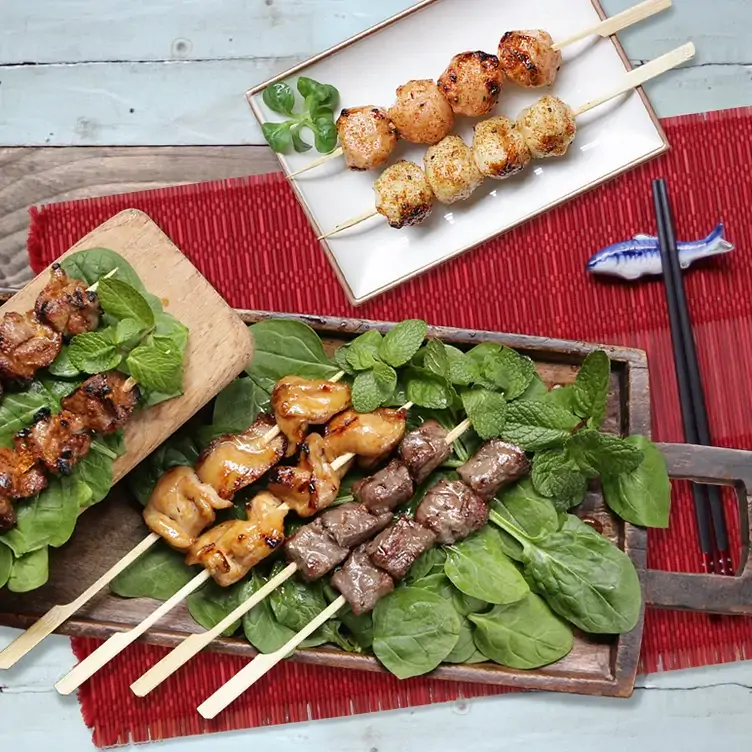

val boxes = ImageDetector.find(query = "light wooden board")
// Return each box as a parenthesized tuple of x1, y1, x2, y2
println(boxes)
(0, 208, 253, 482)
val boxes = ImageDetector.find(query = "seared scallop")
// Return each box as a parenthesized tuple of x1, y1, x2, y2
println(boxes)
(424, 135, 484, 204)
(517, 96, 577, 158)
(387, 79, 454, 145)
(374, 161, 434, 228)
(472, 116, 531, 179)
(438, 51, 504, 117)
(498, 30, 562, 88)
(336, 106, 399, 171)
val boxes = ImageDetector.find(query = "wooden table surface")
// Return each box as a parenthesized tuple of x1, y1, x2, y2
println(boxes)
(2, 0, 752, 749)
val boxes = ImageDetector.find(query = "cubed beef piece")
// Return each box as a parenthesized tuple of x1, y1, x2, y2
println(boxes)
(366, 516, 436, 579)
(320, 503, 392, 548)
(399, 420, 451, 483)
(457, 439, 529, 501)
(352, 459, 414, 515)
(284, 518, 348, 581)
(415, 479, 488, 545)
(331, 545, 395, 616)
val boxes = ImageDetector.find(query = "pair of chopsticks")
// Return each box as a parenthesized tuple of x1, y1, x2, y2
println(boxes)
(652, 179, 732, 575)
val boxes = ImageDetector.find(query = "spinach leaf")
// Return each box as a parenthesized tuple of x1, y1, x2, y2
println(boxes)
(79, 432, 126, 508)
(482, 346, 536, 400)
(372, 586, 461, 679)
(492, 480, 560, 541)
(241, 569, 296, 653)
(444, 344, 478, 386)
(567, 429, 644, 478)
(0, 542, 12, 588)
(520, 519, 642, 634)
(531, 449, 588, 508)
(187, 580, 244, 637)
(36, 375, 81, 410)
(212, 377, 264, 433)
(573, 350, 610, 428)
(502, 401, 580, 451)
(461, 387, 507, 440)
(0, 391, 53, 446)
(445, 616, 477, 663)
(410, 573, 454, 600)
(61, 248, 144, 290)
(445, 526, 529, 605)
(248, 319, 339, 381)
(406, 547, 447, 583)
(601, 436, 671, 528)
(465, 648, 490, 664)
(452, 587, 488, 616)
(110, 544, 198, 601)
(379, 320, 428, 368)
(469, 593, 574, 669)
(7, 547, 49, 593)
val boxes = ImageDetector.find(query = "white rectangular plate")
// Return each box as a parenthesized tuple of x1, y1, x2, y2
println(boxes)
(247, 0, 668, 306)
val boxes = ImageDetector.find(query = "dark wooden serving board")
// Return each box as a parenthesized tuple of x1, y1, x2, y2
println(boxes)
(1, 312, 751, 699)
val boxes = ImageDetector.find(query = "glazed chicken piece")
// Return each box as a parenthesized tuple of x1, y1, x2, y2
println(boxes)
(374, 161, 434, 229)
(387, 80, 454, 145)
(0, 311, 62, 382)
(186, 491, 288, 587)
(0, 446, 48, 531)
(473, 116, 532, 179)
(196, 413, 287, 500)
(424, 135, 484, 205)
(61, 372, 141, 434)
(497, 30, 562, 88)
(266, 433, 341, 517)
(336, 106, 399, 171)
(34, 263, 101, 337)
(324, 407, 407, 463)
(143, 466, 232, 551)
(271, 375, 352, 456)
(15, 410, 92, 476)
(517, 96, 577, 159)
(438, 51, 504, 117)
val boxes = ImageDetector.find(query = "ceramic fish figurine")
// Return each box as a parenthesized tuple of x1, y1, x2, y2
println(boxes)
(586, 223, 734, 280)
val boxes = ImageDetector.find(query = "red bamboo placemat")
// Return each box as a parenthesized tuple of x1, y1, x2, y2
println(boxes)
(27, 108, 752, 747)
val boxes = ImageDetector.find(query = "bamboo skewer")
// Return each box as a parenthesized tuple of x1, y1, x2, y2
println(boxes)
(288, 0, 671, 180)
(133, 414, 471, 700)
(318, 43, 695, 239)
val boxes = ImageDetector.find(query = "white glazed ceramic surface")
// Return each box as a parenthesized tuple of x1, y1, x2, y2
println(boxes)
(248, 0, 667, 305)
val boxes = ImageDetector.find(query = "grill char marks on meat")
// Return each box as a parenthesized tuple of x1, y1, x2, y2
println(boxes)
(0, 312, 62, 383)
(457, 439, 529, 501)
(15, 411, 92, 476)
(284, 518, 349, 581)
(34, 263, 101, 337)
(324, 408, 407, 463)
(352, 459, 414, 516)
(399, 420, 451, 484)
(367, 515, 437, 579)
(61, 372, 141, 434)
(415, 479, 488, 545)
(331, 545, 394, 616)
(320, 502, 392, 548)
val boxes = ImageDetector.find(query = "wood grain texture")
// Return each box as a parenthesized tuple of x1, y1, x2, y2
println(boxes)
(0, 146, 281, 288)
(0, 209, 254, 482)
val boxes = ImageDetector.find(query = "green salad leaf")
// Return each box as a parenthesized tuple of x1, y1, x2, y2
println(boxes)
(567, 429, 644, 478)
(573, 350, 610, 428)
(461, 388, 507, 440)
(111, 544, 198, 601)
(187, 580, 245, 637)
(0, 543, 12, 589)
(7, 547, 49, 593)
(502, 400, 580, 451)
(531, 449, 588, 508)
(379, 320, 428, 368)
(241, 568, 296, 654)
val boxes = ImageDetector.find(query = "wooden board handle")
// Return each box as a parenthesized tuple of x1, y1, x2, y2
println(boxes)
(645, 443, 752, 614)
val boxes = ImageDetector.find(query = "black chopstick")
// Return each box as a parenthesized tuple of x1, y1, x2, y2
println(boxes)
(652, 179, 732, 575)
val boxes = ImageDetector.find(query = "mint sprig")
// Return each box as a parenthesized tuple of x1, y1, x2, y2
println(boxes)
(573, 351, 610, 428)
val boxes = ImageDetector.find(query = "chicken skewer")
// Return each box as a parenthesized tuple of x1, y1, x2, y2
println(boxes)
(55, 403, 408, 694)
(197, 437, 529, 718)
(129, 417, 479, 695)
(316, 43, 694, 239)
(286, 0, 671, 179)
(0, 373, 346, 670)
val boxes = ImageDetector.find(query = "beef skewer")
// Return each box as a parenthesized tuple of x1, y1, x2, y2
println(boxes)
(196, 438, 529, 718)
(0, 373, 347, 670)
(317, 43, 693, 239)
(286, 0, 671, 179)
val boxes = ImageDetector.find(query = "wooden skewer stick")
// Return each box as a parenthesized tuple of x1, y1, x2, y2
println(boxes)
(287, 147, 345, 179)
(551, 0, 671, 51)
(86, 267, 118, 293)
(319, 42, 694, 240)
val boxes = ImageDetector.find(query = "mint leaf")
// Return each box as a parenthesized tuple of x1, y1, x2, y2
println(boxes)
(461, 388, 507, 440)
(517, 373, 549, 401)
(405, 366, 453, 409)
(567, 429, 644, 478)
(352, 363, 397, 413)
(115, 317, 146, 345)
(573, 351, 610, 427)
(445, 345, 478, 386)
(531, 450, 588, 508)
(347, 330, 383, 371)
(482, 347, 536, 399)
(97, 278, 155, 328)
(542, 385, 578, 412)
(127, 341, 184, 395)
(334, 344, 355, 375)
(501, 401, 579, 451)
(68, 330, 121, 374)
(601, 436, 671, 528)
(423, 339, 449, 379)
(379, 320, 427, 367)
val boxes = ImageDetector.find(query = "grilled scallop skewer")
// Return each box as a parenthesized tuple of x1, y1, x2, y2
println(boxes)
(197, 436, 530, 718)
(317, 43, 694, 239)
(286, 0, 671, 179)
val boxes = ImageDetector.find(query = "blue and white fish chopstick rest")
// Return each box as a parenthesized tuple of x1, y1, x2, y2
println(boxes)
(586, 223, 734, 280)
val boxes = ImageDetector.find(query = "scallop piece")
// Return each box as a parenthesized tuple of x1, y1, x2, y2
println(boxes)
(424, 135, 484, 204)
(336, 106, 399, 171)
(438, 51, 504, 117)
(373, 160, 434, 229)
(517, 95, 577, 159)
(472, 116, 531, 179)
(387, 79, 454, 145)
(498, 30, 562, 88)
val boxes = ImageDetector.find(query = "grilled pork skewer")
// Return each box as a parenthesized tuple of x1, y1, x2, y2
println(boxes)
(196, 437, 529, 717)
(316, 43, 694, 239)
(0, 374, 347, 670)
(287, 0, 671, 179)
